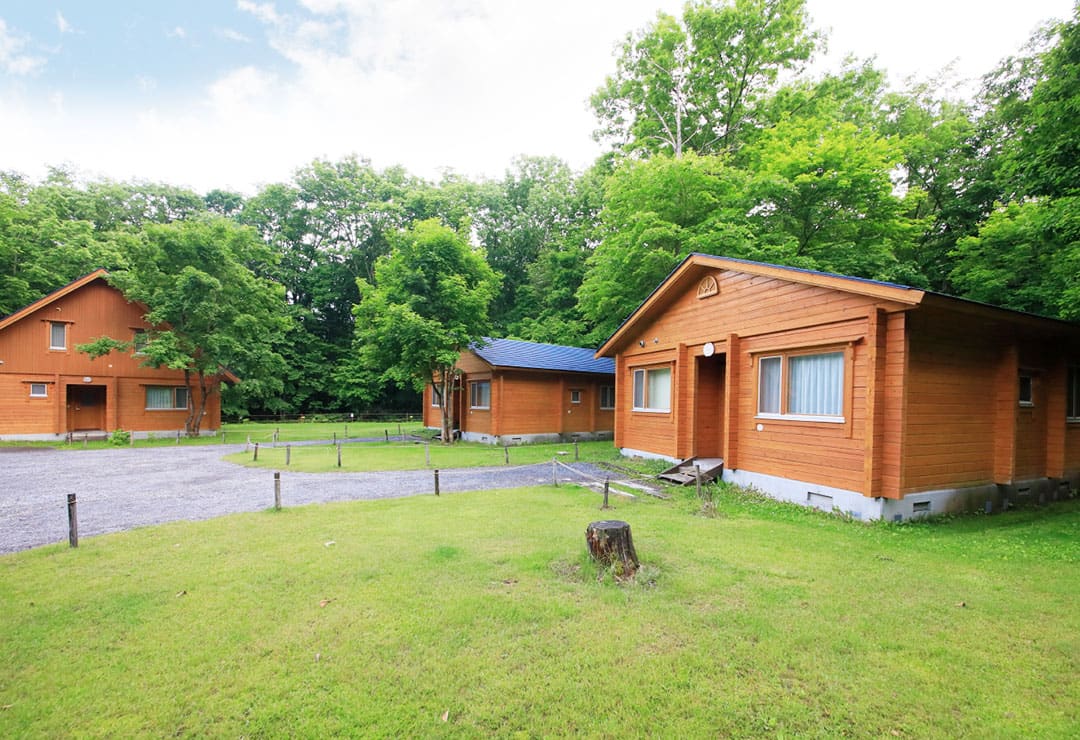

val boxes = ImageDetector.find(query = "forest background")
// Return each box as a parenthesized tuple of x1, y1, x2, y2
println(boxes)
(2, 0, 1078, 419)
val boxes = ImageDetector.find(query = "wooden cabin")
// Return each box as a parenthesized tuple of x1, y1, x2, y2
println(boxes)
(597, 254, 1080, 520)
(423, 338, 616, 444)
(0, 270, 225, 440)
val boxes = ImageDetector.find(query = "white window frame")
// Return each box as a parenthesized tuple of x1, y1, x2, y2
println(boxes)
(49, 321, 67, 350)
(570, 389, 582, 404)
(146, 386, 188, 410)
(29, 383, 48, 398)
(470, 380, 491, 410)
(599, 385, 615, 410)
(756, 349, 846, 423)
(631, 366, 672, 413)
(430, 383, 442, 408)
(132, 328, 148, 355)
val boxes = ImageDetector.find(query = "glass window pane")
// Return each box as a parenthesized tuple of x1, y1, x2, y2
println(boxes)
(633, 370, 645, 409)
(50, 322, 66, 349)
(174, 386, 188, 410)
(146, 387, 171, 409)
(758, 356, 781, 414)
(788, 352, 843, 416)
(647, 368, 671, 410)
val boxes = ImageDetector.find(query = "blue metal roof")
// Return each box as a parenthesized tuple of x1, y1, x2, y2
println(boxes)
(472, 338, 615, 375)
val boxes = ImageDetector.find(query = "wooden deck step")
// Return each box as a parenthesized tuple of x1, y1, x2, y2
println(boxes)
(657, 457, 724, 486)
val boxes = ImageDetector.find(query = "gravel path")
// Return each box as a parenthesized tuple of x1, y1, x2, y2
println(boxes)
(0, 445, 620, 554)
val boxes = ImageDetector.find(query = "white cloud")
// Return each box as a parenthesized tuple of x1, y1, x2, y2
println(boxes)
(166, 26, 186, 39)
(56, 12, 74, 34)
(237, 1, 282, 26)
(217, 27, 251, 43)
(0, 19, 47, 75)
(137, 75, 157, 93)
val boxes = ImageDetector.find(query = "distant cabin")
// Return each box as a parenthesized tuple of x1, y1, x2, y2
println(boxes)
(596, 254, 1080, 521)
(0, 270, 229, 440)
(424, 338, 616, 444)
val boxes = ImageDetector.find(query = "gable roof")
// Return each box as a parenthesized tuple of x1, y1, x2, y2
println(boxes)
(0, 269, 111, 332)
(597, 253, 1080, 358)
(472, 338, 615, 375)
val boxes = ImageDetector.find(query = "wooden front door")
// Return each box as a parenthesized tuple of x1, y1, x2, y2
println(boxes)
(67, 385, 106, 432)
(694, 355, 726, 457)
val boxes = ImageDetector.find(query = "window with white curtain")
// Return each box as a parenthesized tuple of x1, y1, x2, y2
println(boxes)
(146, 386, 188, 410)
(49, 321, 67, 350)
(470, 380, 491, 409)
(757, 350, 845, 421)
(632, 366, 671, 412)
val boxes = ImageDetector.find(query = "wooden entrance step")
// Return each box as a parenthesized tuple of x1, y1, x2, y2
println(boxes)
(657, 457, 724, 486)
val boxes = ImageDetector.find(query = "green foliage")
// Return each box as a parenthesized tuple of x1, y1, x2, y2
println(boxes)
(107, 429, 131, 446)
(342, 219, 499, 438)
(591, 0, 819, 158)
(99, 217, 288, 433)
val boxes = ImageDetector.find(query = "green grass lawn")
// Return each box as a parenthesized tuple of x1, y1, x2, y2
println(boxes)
(221, 419, 425, 445)
(1, 484, 1077, 737)
(228, 439, 620, 472)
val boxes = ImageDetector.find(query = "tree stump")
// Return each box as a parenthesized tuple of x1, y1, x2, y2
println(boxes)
(586, 520, 639, 576)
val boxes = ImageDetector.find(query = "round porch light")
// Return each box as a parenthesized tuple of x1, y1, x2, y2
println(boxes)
(703, 342, 715, 357)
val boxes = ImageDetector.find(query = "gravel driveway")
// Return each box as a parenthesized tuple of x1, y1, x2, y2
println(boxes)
(0, 444, 619, 554)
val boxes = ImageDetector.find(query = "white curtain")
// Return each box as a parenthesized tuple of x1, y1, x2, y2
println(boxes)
(647, 368, 671, 410)
(787, 352, 843, 416)
(758, 356, 782, 414)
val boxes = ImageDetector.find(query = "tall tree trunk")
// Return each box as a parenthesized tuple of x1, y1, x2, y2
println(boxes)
(439, 369, 456, 444)
(183, 369, 195, 435)
(191, 370, 211, 436)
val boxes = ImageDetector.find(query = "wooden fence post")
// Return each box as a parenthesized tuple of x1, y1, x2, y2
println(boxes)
(552, 459, 558, 487)
(253, 442, 259, 461)
(285, 445, 291, 466)
(574, 441, 579, 461)
(504, 446, 510, 465)
(67, 493, 78, 548)
(695, 464, 702, 499)
(434, 469, 440, 496)
(274, 472, 281, 510)
(337, 443, 342, 468)
(602, 478, 610, 510)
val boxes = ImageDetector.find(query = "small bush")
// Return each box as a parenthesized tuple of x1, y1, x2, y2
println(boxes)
(108, 429, 131, 446)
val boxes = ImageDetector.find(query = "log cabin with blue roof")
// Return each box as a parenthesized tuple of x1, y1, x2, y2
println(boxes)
(422, 338, 616, 444)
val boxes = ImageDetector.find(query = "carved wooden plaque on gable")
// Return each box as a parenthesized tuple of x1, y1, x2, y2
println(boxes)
(697, 274, 719, 299)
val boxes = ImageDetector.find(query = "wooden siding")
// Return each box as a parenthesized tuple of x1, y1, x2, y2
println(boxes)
(0, 277, 223, 435)
(425, 350, 614, 438)
(613, 268, 905, 493)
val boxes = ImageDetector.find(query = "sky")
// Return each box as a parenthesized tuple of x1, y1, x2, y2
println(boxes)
(0, 0, 1075, 195)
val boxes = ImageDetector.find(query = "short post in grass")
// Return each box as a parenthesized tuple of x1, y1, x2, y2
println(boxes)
(384, 429, 389, 443)
(274, 471, 282, 510)
(273, 428, 279, 447)
(434, 469, 440, 496)
(552, 458, 558, 487)
(253, 442, 259, 461)
(398, 423, 403, 441)
(695, 464, 702, 499)
(337, 443, 342, 468)
(66, 493, 78, 548)
(83, 434, 88, 448)
(333, 431, 337, 445)
(602, 478, 610, 510)
(504, 445, 509, 465)
(285, 444, 291, 466)
(344, 424, 348, 439)
(176, 430, 181, 445)
(574, 441, 579, 461)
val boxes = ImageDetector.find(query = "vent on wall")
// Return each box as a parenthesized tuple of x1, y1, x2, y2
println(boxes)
(912, 501, 931, 514)
(807, 491, 833, 510)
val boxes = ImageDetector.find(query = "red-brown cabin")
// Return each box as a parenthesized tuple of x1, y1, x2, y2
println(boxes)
(423, 338, 616, 444)
(597, 254, 1080, 520)
(0, 270, 229, 440)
